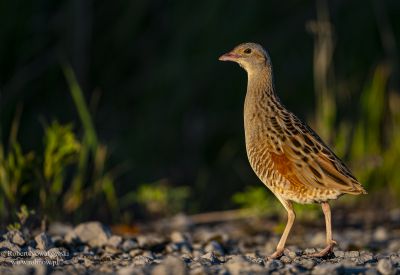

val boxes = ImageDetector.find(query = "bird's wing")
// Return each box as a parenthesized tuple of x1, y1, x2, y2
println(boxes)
(270, 114, 366, 195)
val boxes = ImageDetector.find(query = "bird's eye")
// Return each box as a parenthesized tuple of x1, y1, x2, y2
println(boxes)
(244, 48, 252, 54)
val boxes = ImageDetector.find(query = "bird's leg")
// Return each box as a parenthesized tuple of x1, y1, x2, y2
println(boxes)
(309, 202, 337, 257)
(268, 197, 295, 259)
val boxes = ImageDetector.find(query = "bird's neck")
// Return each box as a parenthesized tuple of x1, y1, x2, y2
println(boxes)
(244, 66, 279, 116)
(243, 66, 284, 150)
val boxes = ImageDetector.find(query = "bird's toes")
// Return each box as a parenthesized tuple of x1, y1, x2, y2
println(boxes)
(267, 249, 284, 260)
(305, 243, 336, 258)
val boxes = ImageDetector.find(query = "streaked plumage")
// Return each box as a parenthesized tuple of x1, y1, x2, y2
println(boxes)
(219, 42, 366, 258)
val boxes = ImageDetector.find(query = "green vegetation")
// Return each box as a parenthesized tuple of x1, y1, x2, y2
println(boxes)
(0, 68, 119, 222)
(120, 180, 190, 218)
(1, 0, 399, 224)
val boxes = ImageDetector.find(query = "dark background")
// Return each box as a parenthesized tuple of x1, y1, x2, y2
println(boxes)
(1, 0, 399, 223)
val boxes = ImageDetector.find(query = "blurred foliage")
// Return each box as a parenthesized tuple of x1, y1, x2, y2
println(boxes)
(7, 205, 35, 231)
(129, 180, 189, 218)
(0, 0, 400, 223)
(0, 143, 34, 211)
(232, 186, 277, 216)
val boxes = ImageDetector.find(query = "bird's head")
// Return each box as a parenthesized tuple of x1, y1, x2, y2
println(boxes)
(219, 42, 271, 74)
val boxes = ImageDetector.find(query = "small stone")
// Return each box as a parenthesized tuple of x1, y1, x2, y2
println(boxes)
(83, 258, 93, 267)
(311, 263, 342, 275)
(296, 258, 316, 269)
(389, 255, 400, 264)
(47, 247, 69, 260)
(11, 266, 36, 275)
(33, 264, 52, 275)
(201, 252, 220, 264)
(388, 240, 400, 252)
(0, 240, 21, 254)
(345, 251, 360, 258)
(365, 268, 379, 275)
(190, 266, 206, 274)
(334, 250, 345, 258)
(152, 255, 187, 275)
(64, 231, 78, 243)
(280, 255, 291, 263)
(226, 261, 264, 274)
(373, 227, 388, 242)
(180, 242, 192, 254)
(204, 241, 224, 256)
(197, 231, 224, 244)
(142, 251, 154, 259)
(129, 249, 143, 257)
(107, 235, 123, 248)
(170, 213, 192, 230)
(5, 230, 25, 246)
(284, 250, 298, 259)
(376, 258, 395, 275)
(73, 222, 111, 247)
(48, 222, 74, 237)
(105, 245, 119, 253)
(34, 233, 54, 251)
(359, 252, 374, 263)
(265, 259, 283, 270)
(304, 248, 317, 254)
(166, 243, 180, 253)
(118, 264, 147, 275)
(170, 231, 188, 243)
(121, 239, 138, 252)
(228, 255, 248, 263)
(136, 234, 165, 249)
(132, 255, 153, 266)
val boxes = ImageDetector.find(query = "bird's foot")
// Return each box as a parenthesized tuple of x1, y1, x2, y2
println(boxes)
(307, 240, 337, 258)
(267, 249, 284, 260)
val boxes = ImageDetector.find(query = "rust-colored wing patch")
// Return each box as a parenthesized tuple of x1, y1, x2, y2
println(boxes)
(270, 151, 307, 190)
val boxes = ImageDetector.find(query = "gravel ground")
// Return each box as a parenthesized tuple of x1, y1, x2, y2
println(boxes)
(1, 211, 400, 275)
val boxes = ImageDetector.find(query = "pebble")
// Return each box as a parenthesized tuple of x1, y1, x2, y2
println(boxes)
(136, 234, 165, 249)
(34, 233, 54, 250)
(132, 255, 153, 266)
(265, 259, 284, 270)
(376, 258, 395, 275)
(373, 227, 388, 242)
(5, 230, 25, 246)
(284, 249, 298, 259)
(345, 250, 360, 258)
(359, 251, 374, 263)
(365, 268, 380, 275)
(280, 255, 291, 263)
(170, 231, 188, 243)
(201, 252, 220, 264)
(304, 248, 317, 254)
(204, 240, 224, 256)
(121, 239, 138, 252)
(48, 222, 74, 237)
(0, 240, 21, 253)
(333, 250, 345, 257)
(73, 222, 111, 247)
(295, 257, 316, 269)
(107, 235, 123, 248)
(152, 255, 186, 275)
(47, 247, 69, 260)
(311, 263, 342, 275)
(129, 249, 143, 257)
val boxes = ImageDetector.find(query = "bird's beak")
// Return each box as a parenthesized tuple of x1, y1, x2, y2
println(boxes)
(219, 51, 240, 62)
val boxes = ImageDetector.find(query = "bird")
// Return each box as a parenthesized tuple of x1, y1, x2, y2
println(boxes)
(219, 42, 366, 259)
